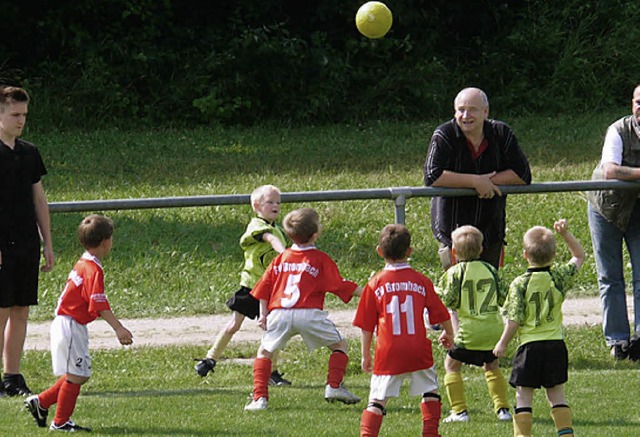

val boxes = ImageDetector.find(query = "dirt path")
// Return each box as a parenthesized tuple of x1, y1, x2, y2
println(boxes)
(24, 296, 619, 351)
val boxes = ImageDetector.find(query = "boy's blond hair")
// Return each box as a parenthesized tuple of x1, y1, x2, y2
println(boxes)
(283, 208, 319, 244)
(378, 224, 411, 261)
(523, 226, 556, 266)
(78, 214, 114, 249)
(451, 225, 484, 261)
(250, 184, 281, 211)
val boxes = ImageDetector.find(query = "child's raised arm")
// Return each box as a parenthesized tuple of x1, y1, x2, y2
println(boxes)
(553, 219, 585, 269)
(263, 232, 286, 254)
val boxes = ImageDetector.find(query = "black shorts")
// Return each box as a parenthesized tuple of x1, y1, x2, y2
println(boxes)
(509, 340, 568, 389)
(448, 345, 498, 367)
(225, 286, 259, 319)
(0, 241, 40, 307)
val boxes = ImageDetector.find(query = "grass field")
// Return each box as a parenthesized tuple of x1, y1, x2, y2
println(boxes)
(3, 327, 640, 436)
(24, 110, 632, 322)
(4, 113, 640, 435)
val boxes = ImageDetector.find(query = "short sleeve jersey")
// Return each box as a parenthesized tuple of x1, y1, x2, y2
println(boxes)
(251, 245, 357, 311)
(239, 217, 287, 289)
(353, 263, 450, 375)
(437, 260, 507, 350)
(55, 252, 112, 325)
(502, 262, 578, 345)
(0, 139, 47, 244)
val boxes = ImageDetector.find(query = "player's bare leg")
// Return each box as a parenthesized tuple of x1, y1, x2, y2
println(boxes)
(514, 386, 534, 437)
(3, 306, 31, 396)
(546, 385, 573, 436)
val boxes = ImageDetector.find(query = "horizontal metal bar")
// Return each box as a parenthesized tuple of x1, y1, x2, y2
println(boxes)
(48, 180, 640, 213)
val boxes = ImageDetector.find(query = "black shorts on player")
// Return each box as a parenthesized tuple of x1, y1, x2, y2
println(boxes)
(509, 340, 568, 388)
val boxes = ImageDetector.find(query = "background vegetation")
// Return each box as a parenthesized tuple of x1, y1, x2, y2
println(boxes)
(1, 0, 639, 127)
(25, 110, 624, 322)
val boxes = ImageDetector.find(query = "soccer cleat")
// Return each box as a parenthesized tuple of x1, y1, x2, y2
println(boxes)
(443, 410, 470, 423)
(244, 397, 268, 411)
(324, 383, 361, 404)
(610, 342, 629, 360)
(24, 395, 48, 427)
(497, 408, 512, 421)
(49, 420, 92, 432)
(194, 358, 216, 377)
(628, 334, 640, 361)
(269, 370, 292, 386)
(3, 373, 32, 396)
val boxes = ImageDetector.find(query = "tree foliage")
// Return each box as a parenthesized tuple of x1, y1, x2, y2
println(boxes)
(1, 0, 638, 127)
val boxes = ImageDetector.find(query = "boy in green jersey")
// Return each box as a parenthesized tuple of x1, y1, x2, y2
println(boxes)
(493, 219, 584, 437)
(437, 226, 511, 423)
(194, 185, 291, 386)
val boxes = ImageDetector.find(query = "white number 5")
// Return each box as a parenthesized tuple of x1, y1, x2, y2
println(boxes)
(281, 274, 301, 308)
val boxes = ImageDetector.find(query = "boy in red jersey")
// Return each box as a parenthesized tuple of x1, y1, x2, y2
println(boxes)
(244, 207, 362, 411)
(354, 224, 454, 437)
(24, 215, 133, 432)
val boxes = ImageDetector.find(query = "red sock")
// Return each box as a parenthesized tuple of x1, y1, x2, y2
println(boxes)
(53, 380, 81, 426)
(421, 400, 442, 437)
(327, 350, 348, 388)
(253, 357, 272, 400)
(38, 376, 66, 409)
(360, 409, 384, 437)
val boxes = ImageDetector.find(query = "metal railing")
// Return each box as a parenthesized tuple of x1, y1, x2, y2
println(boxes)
(49, 180, 640, 225)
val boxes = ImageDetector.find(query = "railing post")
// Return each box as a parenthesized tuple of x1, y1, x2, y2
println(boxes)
(390, 187, 414, 225)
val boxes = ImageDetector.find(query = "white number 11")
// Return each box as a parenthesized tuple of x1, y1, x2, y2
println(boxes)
(385, 295, 415, 336)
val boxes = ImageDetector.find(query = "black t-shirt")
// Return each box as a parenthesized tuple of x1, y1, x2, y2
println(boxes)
(0, 138, 47, 244)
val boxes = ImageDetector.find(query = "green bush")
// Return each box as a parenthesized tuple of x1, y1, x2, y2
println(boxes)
(1, 0, 639, 127)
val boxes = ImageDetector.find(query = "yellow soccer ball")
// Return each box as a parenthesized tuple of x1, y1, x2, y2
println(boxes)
(355, 1, 393, 39)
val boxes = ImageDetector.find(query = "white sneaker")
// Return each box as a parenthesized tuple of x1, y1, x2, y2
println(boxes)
(244, 397, 268, 411)
(443, 410, 470, 423)
(497, 408, 512, 421)
(324, 384, 361, 404)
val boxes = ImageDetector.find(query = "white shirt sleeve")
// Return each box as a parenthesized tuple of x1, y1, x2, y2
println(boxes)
(601, 127, 623, 165)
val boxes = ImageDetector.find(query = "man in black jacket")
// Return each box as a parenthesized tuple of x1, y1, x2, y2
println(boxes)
(424, 87, 531, 270)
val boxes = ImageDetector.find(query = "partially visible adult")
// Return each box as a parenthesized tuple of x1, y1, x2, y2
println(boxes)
(0, 86, 54, 396)
(587, 83, 640, 360)
(424, 87, 531, 271)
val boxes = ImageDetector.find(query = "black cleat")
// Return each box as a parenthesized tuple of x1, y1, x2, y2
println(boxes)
(25, 395, 48, 427)
(50, 420, 92, 432)
(194, 358, 217, 377)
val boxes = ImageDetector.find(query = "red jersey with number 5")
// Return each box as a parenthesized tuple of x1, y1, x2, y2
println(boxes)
(251, 245, 358, 310)
(55, 252, 112, 325)
(353, 263, 450, 375)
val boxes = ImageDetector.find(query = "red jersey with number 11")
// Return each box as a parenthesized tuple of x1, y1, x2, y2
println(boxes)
(353, 263, 450, 375)
(251, 245, 358, 311)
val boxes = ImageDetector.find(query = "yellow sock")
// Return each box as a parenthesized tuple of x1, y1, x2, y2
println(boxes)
(513, 411, 533, 437)
(444, 372, 467, 414)
(207, 331, 232, 360)
(551, 405, 574, 436)
(484, 368, 510, 412)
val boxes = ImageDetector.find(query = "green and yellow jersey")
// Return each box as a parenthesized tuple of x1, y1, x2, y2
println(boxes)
(438, 260, 507, 350)
(502, 262, 578, 346)
(239, 217, 287, 289)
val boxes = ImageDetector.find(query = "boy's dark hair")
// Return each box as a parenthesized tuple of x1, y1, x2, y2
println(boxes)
(378, 224, 411, 261)
(78, 214, 114, 249)
(283, 208, 319, 244)
(524, 226, 556, 266)
(451, 225, 483, 261)
(0, 86, 29, 110)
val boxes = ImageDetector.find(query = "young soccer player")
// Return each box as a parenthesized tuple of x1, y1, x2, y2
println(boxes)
(24, 214, 133, 432)
(244, 207, 362, 411)
(437, 225, 511, 423)
(194, 184, 291, 386)
(493, 219, 584, 437)
(354, 224, 454, 437)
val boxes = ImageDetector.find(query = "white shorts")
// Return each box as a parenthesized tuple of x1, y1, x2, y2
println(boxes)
(261, 308, 344, 353)
(50, 316, 92, 377)
(368, 366, 439, 401)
